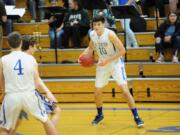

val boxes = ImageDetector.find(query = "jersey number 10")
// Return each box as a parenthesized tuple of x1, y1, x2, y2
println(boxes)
(99, 47, 107, 55)
(14, 59, 24, 75)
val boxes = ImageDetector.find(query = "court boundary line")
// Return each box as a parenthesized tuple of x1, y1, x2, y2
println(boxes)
(61, 107, 180, 111)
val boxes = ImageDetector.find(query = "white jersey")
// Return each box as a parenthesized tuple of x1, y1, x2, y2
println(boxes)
(1, 51, 37, 93)
(90, 28, 127, 88)
(90, 28, 119, 60)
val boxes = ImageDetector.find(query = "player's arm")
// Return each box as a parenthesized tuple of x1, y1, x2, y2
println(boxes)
(34, 61, 57, 102)
(0, 58, 5, 102)
(38, 78, 58, 102)
(83, 40, 94, 54)
(78, 40, 94, 62)
(34, 61, 40, 88)
(98, 31, 125, 66)
(109, 31, 126, 60)
(97, 31, 125, 66)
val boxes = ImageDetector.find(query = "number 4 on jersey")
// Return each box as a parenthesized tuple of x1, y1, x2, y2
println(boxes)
(14, 59, 24, 75)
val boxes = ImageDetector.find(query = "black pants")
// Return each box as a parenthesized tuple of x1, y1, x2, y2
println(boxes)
(63, 25, 89, 48)
(141, 0, 165, 17)
(155, 36, 180, 55)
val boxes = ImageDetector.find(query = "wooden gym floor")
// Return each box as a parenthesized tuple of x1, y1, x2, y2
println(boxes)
(17, 103, 180, 135)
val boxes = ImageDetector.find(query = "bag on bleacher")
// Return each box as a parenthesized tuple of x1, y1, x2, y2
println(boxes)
(130, 17, 146, 32)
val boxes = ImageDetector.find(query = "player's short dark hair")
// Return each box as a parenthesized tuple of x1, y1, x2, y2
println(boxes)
(21, 35, 37, 51)
(7, 32, 22, 49)
(92, 15, 105, 23)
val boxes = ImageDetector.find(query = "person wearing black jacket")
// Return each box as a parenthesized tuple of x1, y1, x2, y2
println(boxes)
(62, 0, 90, 48)
(0, 0, 7, 57)
(141, 0, 165, 17)
(46, 1, 65, 49)
(155, 12, 180, 63)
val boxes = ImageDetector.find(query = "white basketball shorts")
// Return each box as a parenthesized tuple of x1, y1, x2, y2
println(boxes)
(95, 58, 127, 88)
(0, 90, 48, 130)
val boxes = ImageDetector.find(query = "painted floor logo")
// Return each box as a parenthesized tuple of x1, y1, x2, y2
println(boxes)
(147, 126, 180, 132)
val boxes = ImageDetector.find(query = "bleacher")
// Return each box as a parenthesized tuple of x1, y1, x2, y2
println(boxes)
(2, 0, 180, 103)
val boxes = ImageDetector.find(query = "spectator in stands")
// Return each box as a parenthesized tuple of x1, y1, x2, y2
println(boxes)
(62, 0, 68, 8)
(155, 12, 180, 63)
(169, 0, 179, 12)
(87, 9, 116, 38)
(3, 0, 15, 5)
(106, 0, 118, 5)
(114, 0, 139, 47)
(0, 0, 7, 57)
(178, 1, 180, 9)
(27, 0, 45, 22)
(3, 0, 15, 34)
(93, 9, 116, 32)
(62, 0, 90, 48)
(46, 0, 64, 49)
(141, 0, 166, 17)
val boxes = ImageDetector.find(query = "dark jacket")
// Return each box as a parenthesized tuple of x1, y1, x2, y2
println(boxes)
(63, 8, 90, 27)
(154, 21, 180, 42)
(0, 0, 6, 25)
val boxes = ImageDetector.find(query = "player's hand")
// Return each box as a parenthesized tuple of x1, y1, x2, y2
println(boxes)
(46, 92, 58, 103)
(97, 59, 109, 66)
(78, 52, 88, 63)
(78, 58, 81, 63)
(78, 54, 83, 63)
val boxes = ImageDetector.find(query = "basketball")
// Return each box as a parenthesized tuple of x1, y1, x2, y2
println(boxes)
(78, 53, 95, 67)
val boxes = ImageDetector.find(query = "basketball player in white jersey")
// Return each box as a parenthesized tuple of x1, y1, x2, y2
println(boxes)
(79, 15, 144, 127)
(8, 35, 61, 135)
(21, 35, 61, 125)
(0, 32, 57, 135)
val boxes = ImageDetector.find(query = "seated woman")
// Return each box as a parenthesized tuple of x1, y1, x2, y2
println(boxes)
(155, 12, 180, 63)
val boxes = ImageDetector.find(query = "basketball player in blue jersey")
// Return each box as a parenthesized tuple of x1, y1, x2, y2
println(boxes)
(79, 15, 144, 128)
(0, 32, 57, 135)
(9, 35, 61, 135)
